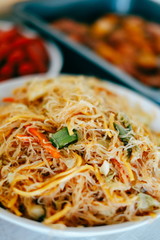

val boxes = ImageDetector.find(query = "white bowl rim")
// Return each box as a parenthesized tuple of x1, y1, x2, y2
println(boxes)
(0, 75, 159, 237)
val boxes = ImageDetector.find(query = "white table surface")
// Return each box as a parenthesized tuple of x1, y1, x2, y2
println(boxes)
(0, 217, 160, 240)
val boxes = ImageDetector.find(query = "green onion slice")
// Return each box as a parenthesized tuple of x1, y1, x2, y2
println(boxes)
(114, 122, 132, 156)
(49, 127, 78, 149)
(114, 123, 132, 145)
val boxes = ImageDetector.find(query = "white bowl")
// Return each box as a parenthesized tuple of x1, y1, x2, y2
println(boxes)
(0, 76, 159, 238)
(0, 21, 63, 78)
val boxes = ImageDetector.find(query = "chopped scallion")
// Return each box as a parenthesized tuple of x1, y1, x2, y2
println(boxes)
(49, 127, 78, 149)
(114, 122, 132, 156)
(114, 123, 132, 145)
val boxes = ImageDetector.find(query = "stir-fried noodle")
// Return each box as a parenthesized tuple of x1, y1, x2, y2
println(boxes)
(0, 76, 159, 227)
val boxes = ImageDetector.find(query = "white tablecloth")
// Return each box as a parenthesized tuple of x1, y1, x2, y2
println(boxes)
(0, 217, 160, 240)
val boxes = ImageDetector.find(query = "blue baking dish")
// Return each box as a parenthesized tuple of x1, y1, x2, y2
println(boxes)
(13, 0, 160, 103)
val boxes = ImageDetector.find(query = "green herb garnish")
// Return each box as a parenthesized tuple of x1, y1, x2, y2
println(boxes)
(114, 123, 132, 145)
(49, 127, 78, 149)
(114, 122, 133, 156)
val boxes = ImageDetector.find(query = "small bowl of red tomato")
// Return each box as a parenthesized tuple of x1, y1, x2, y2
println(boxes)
(0, 21, 63, 81)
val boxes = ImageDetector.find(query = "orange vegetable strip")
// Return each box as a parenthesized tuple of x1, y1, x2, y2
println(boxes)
(16, 134, 33, 142)
(2, 97, 15, 102)
(27, 127, 60, 158)
(111, 158, 128, 183)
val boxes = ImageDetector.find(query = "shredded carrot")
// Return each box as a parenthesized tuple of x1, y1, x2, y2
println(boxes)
(16, 134, 33, 142)
(27, 127, 61, 158)
(111, 158, 128, 183)
(2, 97, 15, 102)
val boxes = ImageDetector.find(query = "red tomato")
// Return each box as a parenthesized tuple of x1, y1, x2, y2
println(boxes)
(8, 49, 26, 65)
(12, 36, 32, 48)
(18, 62, 36, 75)
(26, 44, 48, 73)
(0, 64, 14, 79)
(33, 38, 50, 64)
(0, 43, 11, 61)
(0, 27, 20, 43)
(0, 26, 50, 80)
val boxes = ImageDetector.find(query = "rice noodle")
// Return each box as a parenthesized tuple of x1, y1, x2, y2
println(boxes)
(0, 75, 159, 227)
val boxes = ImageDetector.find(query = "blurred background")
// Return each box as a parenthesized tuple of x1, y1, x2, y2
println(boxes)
(0, 0, 160, 104)
(0, 0, 160, 14)
(0, 0, 25, 15)
(0, 0, 160, 98)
